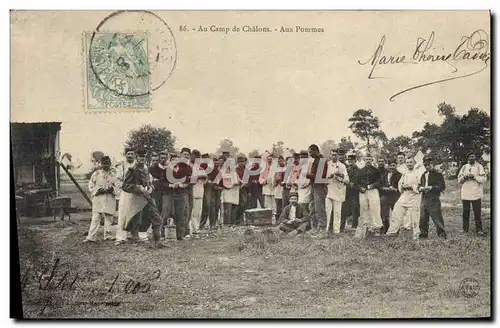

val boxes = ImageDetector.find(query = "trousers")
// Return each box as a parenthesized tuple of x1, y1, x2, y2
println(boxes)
(185, 186, 193, 236)
(325, 198, 342, 233)
(86, 212, 113, 241)
(249, 186, 265, 209)
(223, 202, 239, 225)
(264, 195, 275, 211)
(341, 193, 359, 231)
(386, 202, 420, 239)
(173, 193, 188, 240)
(236, 187, 249, 225)
(126, 201, 162, 242)
(190, 198, 203, 235)
(282, 187, 291, 208)
(462, 199, 482, 232)
(356, 189, 383, 236)
(380, 195, 398, 234)
(200, 185, 221, 228)
(275, 198, 284, 222)
(312, 184, 328, 230)
(152, 191, 173, 238)
(420, 198, 447, 238)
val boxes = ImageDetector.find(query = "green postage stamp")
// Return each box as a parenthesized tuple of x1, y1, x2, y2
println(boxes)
(83, 32, 152, 111)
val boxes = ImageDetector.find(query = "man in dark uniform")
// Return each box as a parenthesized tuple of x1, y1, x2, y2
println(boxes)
(119, 149, 167, 248)
(236, 155, 249, 225)
(149, 151, 173, 239)
(169, 147, 193, 241)
(200, 153, 213, 229)
(379, 158, 402, 234)
(306, 144, 328, 234)
(341, 154, 360, 231)
(248, 155, 265, 208)
(419, 155, 447, 239)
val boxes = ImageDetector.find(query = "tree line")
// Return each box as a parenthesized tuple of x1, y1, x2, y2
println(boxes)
(118, 102, 490, 165)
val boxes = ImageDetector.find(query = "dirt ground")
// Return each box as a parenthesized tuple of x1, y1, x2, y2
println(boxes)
(16, 179, 491, 319)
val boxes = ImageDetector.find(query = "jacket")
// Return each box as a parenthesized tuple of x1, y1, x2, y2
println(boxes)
(279, 203, 308, 223)
(380, 170, 402, 199)
(419, 170, 445, 201)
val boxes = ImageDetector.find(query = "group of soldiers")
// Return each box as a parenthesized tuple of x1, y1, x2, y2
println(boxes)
(83, 143, 488, 248)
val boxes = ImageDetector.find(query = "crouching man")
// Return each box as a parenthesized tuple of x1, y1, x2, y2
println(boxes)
(278, 192, 311, 237)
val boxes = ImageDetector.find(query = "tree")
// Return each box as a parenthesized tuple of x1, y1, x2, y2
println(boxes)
(338, 136, 357, 153)
(215, 139, 239, 157)
(320, 139, 338, 157)
(248, 149, 261, 158)
(412, 103, 490, 164)
(271, 141, 285, 157)
(382, 135, 414, 157)
(455, 108, 490, 162)
(124, 124, 176, 160)
(348, 109, 385, 153)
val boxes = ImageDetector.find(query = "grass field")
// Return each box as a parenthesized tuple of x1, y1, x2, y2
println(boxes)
(17, 179, 491, 319)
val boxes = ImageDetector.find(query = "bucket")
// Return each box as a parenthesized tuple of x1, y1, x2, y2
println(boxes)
(165, 218, 177, 239)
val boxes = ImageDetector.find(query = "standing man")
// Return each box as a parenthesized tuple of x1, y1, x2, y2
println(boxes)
(274, 155, 286, 221)
(418, 156, 447, 239)
(341, 154, 360, 232)
(325, 149, 349, 235)
(458, 153, 487, 236)
(286, 152, 302, 194)
(282, 154, 294, 209)
(190, 158, 207, 239)
(248, 155, 265, 209)
(84, 156, 117, 242)
(355, 153, 383, 237)
(169, 148, 193, 241)
(149, 151, 173, 240)
(115, 149, 166, 248)
(114, 147, 135, 243)
(236, 155, 249, 225)
(306, 144, 328, 234)
(200, 153, 214, 229)
(260, 153, 275, 210)
(220, 155, 240, 225)
(379, 159, 402, 234)
(297, 150, 313, 217)
(386, 158, 421, 240)
(183, 148, 199, 238)
(115, 147, 136, 210)
(212, 156, 225, 227)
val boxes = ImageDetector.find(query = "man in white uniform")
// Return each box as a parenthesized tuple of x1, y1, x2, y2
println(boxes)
(458, 153, 487, 236)
(84, 156, 117, 242)
(386, 158, 421, 240)
(325, 149, 349, 235)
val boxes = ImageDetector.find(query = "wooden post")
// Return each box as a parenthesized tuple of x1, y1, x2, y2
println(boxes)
(58, 161, 92, 206)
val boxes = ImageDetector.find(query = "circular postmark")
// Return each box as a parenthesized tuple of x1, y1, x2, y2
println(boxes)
(89, 10, 177, 98)
(459, 278, 480, 298)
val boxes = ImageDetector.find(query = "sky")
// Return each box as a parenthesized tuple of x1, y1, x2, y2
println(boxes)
(11, 11, 490, 171)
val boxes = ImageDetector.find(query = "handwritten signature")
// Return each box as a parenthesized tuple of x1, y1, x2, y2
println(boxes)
(358, 30, 490, 101)
(20, 258, 162, 315)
